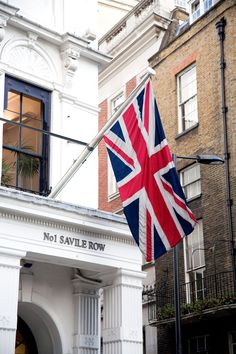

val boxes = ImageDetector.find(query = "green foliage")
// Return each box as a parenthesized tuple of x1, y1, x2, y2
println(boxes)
(157, 294, 236, 321)
(1, 159, 13, 185)
(16, 144, 39, 178)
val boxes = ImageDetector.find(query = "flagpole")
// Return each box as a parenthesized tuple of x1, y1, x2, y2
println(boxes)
(49, 67, 156, 198)
(172, 153, 183, 354)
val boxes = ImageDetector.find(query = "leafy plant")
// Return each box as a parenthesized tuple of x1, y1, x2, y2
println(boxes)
(16, 144, 39, 178)
(1, 159, 13, 185)
(157, 294, 236, 321)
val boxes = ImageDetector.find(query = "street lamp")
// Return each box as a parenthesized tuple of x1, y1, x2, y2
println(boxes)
(172, 153, 224, 354)
(176, 154, 224, 165)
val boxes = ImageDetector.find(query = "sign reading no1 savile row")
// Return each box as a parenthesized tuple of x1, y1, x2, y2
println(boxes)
(43, 232, 106, 251)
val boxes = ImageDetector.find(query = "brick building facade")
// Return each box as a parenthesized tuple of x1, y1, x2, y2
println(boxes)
(145, 0, 236, 353)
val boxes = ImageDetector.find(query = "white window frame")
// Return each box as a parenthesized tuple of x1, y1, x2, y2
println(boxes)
(175, 0, 187, 8)
(228, 331, 236, 354)
(107, 91, 125, 199)
(183, 220, 206, 303)
(110, 91, 124, 115)
(180, 163, 201, 201)
(189, 0, 218, 23)
(177, 64, 198, 133)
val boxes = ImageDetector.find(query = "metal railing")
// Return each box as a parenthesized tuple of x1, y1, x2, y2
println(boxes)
(143, 271, 235, 324)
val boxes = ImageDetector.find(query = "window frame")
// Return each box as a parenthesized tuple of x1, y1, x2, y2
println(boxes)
(188, 334, 210, 354)
(180, 163, 201, 201)
(177, 64, 198, 133)
(228, 331, 236, 354)
(183, 220, 206, 302)
(2, 76, 51, 195)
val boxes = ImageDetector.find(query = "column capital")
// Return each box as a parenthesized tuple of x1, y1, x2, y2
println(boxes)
(0, 247, 26, 269)
(102, 268, 146, 288)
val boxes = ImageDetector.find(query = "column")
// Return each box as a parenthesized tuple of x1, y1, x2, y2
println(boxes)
(102, 269, 144, 354)
(0, 247, 26, 354)
(72, 278, 101, 354)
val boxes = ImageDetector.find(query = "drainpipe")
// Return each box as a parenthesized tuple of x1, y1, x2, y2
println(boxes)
(215, 17, 236, 293)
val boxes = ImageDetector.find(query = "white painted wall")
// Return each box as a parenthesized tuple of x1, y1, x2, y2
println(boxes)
(6, 0, 98, 38)
(97, 0, 138, 38)
(0, 0, 108, 208)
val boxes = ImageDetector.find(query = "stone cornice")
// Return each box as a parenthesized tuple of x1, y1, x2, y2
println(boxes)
(0, 187, 133, 245)
(3, 11, 111, 67)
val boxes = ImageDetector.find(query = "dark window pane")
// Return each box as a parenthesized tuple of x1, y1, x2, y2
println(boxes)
(2, 76, 50, 194)
(198, 336, 205, 351)
(189, 337, 197, 352)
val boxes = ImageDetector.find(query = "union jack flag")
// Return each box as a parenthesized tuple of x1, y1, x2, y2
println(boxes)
(104, 80, 196, 262)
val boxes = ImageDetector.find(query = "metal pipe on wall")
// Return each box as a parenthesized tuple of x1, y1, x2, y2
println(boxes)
(215, 17, 236, 292)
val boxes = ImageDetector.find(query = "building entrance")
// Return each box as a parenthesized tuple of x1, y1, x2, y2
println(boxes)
(15, 317, 38, 354)
(17, 302, 62, 354)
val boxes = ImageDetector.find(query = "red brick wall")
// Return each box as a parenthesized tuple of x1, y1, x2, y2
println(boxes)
(98, 76, 137, 213)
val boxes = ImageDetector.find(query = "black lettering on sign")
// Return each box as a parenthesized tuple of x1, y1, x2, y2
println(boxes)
(43, 232, 106, 252)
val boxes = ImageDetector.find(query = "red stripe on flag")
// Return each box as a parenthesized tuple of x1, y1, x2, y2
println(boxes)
(104, 136, 135, 168)
(146, 209, 152, 262)
(121, 104, 183, 248)
(162, 180, 197, 223)
(144, 81, 150, 133)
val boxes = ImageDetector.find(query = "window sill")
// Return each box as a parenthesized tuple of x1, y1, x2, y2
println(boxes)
(186, 193, 202, 203)
(108, 191, 119, 202)
(142, 261, 155, 270)
(175, 123, 199, 140)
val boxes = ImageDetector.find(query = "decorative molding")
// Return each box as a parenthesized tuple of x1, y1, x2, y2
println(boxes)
(72, 278, 101, 294)
(27, 31, 38, 49)
(106, 22, 127, 43)
(134, 0, 155, 17)
(58, 92, 99, 114)
(0, 315, 15, 330)
(0, 211, 134, 245)
(103, 327, 142, 343)
(103, 327, 120, 342)
(7, 45, 51, 78)
(78, 334, 99, 349)
(60, 39, 80, 87)
(1, 38, 56, 81)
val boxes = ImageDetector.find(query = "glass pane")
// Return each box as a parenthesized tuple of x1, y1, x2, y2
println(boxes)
(180, 67, 196, 103)
(198, 336, 205, 351)
(17, 153, 40, 192)
(1, 148, 17, 187)
(21, 96, 42, 154)
(3, 119, 20, 147)
(111, 93, 124, 114)
(3, 91, 21, 147)
(5, 91, 20, 117)
(189, 337, 197, 352)
(231, 332, 236, 343)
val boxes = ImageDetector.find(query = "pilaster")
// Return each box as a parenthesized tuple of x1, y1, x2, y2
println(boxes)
(0, 247, 26, 354)
(102, 269, 145, 354)
(72, 277, 101, 354)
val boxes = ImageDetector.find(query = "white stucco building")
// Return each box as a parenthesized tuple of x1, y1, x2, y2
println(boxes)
(0, 1, 144, 354)
(97, 1, 188, 353)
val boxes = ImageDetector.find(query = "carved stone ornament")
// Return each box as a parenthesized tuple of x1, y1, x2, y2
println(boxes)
(61, 47, 80, 77)
(4, 44, 52, 80)
(0, 13, 8, 42)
